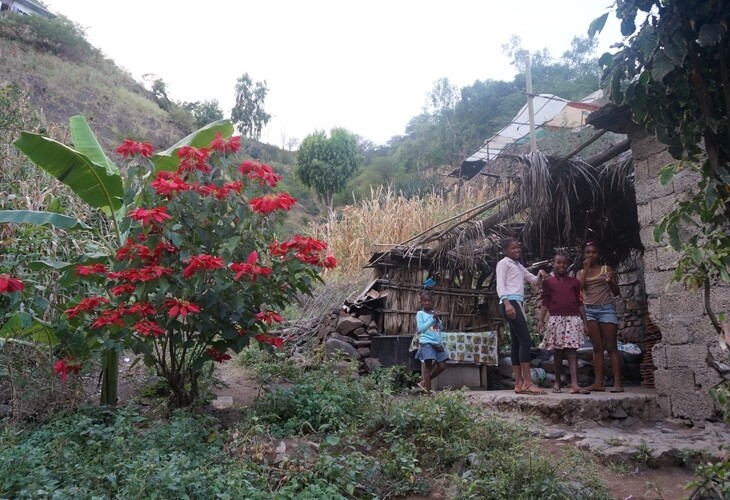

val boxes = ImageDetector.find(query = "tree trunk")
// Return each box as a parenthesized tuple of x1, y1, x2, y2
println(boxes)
(100, 348, 118, 406)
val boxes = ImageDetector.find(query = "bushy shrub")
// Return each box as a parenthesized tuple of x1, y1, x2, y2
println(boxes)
(0, 406, 270, 498)
(0, 13, 101, 63)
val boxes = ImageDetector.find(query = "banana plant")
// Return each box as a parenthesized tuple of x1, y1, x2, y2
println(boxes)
(1, 115, 234, 405)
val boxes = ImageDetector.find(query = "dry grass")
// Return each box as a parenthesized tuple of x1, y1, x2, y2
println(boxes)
(311, 183, 497, 278)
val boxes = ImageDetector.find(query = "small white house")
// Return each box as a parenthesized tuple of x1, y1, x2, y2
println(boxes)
(0, 0, 55, 18)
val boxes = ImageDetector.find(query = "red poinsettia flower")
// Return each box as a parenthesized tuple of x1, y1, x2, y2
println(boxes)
(209, 132, 242, 155)
(255, 334, 285, 349)
(290, 235, 328, 253)
(125, 301, 156, 317)
(107, 265, 172, 283)
(321, 254, 337, 269)
(74, 263, 108, 276)
(92, 307, 127, 329)
(150, 171, 190, 197)
(176, 146, 211, 173)
(230, 250, 272, 282)
(133, 319, 167, 337)
(206, 347, 232, 363)
(249, 193, 297, 214)
(116, 139, 154, 158)
(110, 284, 136, 297)
(182, 254, 225, 278)
(54, 357, 83, 382)
(256, 310, 284, 325)
(65, 296, 109, 319)
(0, 274, 24, 294)
(129, 206, 172, 226)
(164, 298, 201, 318)
(238, 160, 281, 187)
(116, 238, 153, 262)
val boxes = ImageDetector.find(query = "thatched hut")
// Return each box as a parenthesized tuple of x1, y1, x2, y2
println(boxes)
(348, 138, 643, 349)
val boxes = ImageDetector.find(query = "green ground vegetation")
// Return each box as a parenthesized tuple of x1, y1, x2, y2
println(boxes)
(0, 347, 612, 499)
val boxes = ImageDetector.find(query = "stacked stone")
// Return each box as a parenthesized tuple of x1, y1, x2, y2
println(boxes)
(319, 308, 381, 374)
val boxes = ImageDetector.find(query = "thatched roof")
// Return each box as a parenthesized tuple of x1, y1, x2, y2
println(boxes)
(369, 144, 642, 277)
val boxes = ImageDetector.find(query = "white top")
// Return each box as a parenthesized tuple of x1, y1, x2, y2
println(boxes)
(495, 256, 540, 301)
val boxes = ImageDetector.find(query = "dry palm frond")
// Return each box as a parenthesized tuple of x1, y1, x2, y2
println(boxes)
(598, 150, 634, 191)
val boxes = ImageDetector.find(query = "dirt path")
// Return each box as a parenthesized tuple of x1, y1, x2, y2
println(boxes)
(540, 438, 696, 500)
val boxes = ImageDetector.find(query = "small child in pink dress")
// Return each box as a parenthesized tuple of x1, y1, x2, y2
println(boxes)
(538, 253, 590, 394)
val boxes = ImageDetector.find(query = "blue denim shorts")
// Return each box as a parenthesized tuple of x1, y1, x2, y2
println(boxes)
(584, 303, 618, 324)
(415, 343, 450, 362)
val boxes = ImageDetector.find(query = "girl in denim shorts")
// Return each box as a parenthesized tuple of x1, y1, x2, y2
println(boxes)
(577, 241, 623, 392)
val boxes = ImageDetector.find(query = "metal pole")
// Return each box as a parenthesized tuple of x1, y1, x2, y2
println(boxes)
(525, 52, 537, 152)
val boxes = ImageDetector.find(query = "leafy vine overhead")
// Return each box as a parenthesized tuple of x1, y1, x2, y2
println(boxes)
(592, 0, 730, 336)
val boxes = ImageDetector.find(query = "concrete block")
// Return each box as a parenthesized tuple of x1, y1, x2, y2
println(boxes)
(671, 387, 717, 421)
(646, 153, 675, 176)
(633, 158, 650, 182)
(651, 345, 667, 369)
(637, 176, 675, 205)
(664, 344, 707, 369)
(644, 250, 661, 274)
(651, 195, 680, 223)
(636, 202, 656, 227)
(643, 271, 675, 296)
(632, 136, 670, 163)
(694, 365, 722, 391)
(659, 323, 692, 345)
(654, 245, 681, 272)
(671, 168, 700, 196)
(432, 364, 483, 390)
(659, 290, 704, 317)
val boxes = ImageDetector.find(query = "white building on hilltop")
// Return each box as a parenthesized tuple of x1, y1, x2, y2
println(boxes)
(0, 0, 55, 18)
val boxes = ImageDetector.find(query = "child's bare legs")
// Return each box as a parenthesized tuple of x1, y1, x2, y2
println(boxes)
(564, 348, 579, 392)
(601, 322, 623, 391)
(430, 361, 447, 381)
(586, 320, 605, 390)
(420, 360, 434, 391)
(553, 349, 564, 392)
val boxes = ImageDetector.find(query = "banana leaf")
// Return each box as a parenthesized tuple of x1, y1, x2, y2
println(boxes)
(153, 119, 234, 172)
(0, 311, 57, 345)
(69, 115, 120, 177)
(0, 210, 91, 230)
(14, 132, 124, 213)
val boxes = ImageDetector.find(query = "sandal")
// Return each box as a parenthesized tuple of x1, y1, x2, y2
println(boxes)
(552, 386, 562, 393)
(610, 387, 625, 393)
(416, 381, 429, 393)
(523, 385, 547, 395)
(570, 388, 591, 395)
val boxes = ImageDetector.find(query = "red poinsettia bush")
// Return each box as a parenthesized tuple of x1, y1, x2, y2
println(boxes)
(64, 133, 336, 406)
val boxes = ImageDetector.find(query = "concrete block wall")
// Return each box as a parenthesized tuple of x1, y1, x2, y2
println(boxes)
(631, 132, 726, 421)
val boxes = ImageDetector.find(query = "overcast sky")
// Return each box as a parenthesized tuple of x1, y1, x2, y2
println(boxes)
(46, 0, 621, 147)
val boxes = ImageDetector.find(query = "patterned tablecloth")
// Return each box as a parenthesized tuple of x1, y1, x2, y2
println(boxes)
(442, 331, 498, 366)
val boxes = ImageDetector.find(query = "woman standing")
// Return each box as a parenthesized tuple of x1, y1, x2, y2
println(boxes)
(577, 241, 623, 392)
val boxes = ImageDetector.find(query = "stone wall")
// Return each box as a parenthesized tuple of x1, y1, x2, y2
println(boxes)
(631, 131, 726, 422)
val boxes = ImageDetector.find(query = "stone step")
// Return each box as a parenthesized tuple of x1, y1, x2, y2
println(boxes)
(466, 387, 664, 427)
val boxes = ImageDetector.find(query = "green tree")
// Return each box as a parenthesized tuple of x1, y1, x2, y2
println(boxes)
(182, 99, 224, 129)
(502, 35, 600, 100)
(594, 0, 730, 336)
(296, 128, 360, 212)
(231, 73, 271, 140)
